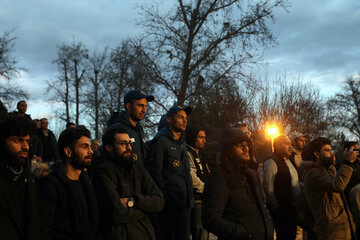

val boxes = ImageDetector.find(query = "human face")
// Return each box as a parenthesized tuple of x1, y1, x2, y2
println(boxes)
(112, 133, 132, 159)
(17, 101, 27, 114)
(5, 135, 30, 166)
(68, 136, 93, 170)
(294, 136, 306, 150)
(275, 136, 293, 158)
(41, 119, 49, 130)
(169, 110, 188, 132)
(91, 140, 99, 152)
(127, 98, 148, 123)
(315, 144, 335, 166)
(232, 141, 250, 162)
(195, 130, 206, 150)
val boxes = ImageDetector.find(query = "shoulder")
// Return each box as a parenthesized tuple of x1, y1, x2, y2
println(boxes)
(264, 158, 277, 170)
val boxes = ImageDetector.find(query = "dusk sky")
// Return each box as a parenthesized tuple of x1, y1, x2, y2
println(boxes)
(1, 0, 360, 120)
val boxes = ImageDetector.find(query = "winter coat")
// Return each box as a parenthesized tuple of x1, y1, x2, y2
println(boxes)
(0, 162, 41, 240)
(37, 129, 60, 162)
(108, 111, 148, 166)
(93, 157, 164, 240)
(147, 127, 194, 210)
(37, 162, 100, 240)
(202, 163, 274, 240)
(303, 162, 355, 240)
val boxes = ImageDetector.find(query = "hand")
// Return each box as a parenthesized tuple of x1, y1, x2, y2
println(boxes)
(344, 146, 359, 163)
(120, 198, 129, 207)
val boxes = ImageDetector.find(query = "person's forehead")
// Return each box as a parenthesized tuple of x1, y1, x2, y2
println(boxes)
(297, 136, 306, 141)
(176, 110, 187, 117)
(134, 98, 148, 105)
(7, 134, 31, 140)
(115, 133, 130, 141)
(75, 136, 91, 145)
(197, 130, 206, 137)
(321, 144, 332, 150)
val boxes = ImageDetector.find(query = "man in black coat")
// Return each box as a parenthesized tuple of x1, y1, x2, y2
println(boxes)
(202, 128, 274, 240)
(93, 127, 164, 240)
(37, 118, 60, 162)
(37, 126, 100, 240)
(148, 106, 194, 240)
(108, 89, 154, 167)
(0, 115, 41, 240)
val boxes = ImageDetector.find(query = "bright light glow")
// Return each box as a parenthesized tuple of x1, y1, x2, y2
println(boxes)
(267, 127, 278, 136)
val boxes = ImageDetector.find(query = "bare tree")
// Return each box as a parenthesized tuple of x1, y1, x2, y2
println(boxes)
(139, 0, 288, 105)
(49, 40, 88, 125)
(253, 74, 328, 137)
(328, 75, 360, 139)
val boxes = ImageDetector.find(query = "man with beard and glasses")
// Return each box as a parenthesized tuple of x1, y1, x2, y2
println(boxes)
(93, 127, 164, 240)
(303, 137, 357, 240)
(147, 106, 194, 240)
(37, 126, 100, 240)
(0, 115, 41, 240)
(202, 128, 273, 240)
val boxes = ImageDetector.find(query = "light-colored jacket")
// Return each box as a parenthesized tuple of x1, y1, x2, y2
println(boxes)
(304, 162, 355, 240)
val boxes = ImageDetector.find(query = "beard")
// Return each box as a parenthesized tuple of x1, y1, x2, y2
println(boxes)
(3, 146, 28, 168)
(70, 154, 92, 170)
(318, 155, 335, 168)
(114, 151, 134, 167)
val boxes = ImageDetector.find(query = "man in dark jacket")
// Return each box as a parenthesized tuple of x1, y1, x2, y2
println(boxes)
(108, 89, 154, 167)
(10, 100, 32, 120)
(202, 127, 273, 240)
(303, 137, 357, 240)
(148, 106, 194, 240)
(37, 118, 60, 162)
(37, 126, 100, 240)
(93, 127, 164, 240)
(0, 115, 41, 240)
(186, 124, 210, 240)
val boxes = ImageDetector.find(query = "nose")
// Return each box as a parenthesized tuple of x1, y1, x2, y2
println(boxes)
(22, 142, 30, 151)
(88, 147, 93, 155)
(142, 106, 146, 113)
(126, 143, 132, 151)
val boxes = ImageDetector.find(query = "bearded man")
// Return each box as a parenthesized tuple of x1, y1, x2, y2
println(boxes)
(37, 126, 100, 240)
(93, 127, 164, 240)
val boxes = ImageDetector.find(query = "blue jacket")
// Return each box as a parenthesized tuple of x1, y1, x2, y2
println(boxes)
(147, 127, 194, 210)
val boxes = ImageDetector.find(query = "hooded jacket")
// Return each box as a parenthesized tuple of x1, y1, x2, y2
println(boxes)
(36, 161, 99, 240)
(202, 128, 273, 240)
(303, 161, 355, 240)
(147, 127, 194, 210)
(0, 160, 41, 240)
(108, 111, 148, 167)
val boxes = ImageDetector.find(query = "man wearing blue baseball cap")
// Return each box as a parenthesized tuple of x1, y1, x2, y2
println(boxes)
(148, 105, 193, 240)
(108, 89, 154, 166)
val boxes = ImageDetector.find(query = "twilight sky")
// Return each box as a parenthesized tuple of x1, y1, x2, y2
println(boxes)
(1, 0, 360, 119)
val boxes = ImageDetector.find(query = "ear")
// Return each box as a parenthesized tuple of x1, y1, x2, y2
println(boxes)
(105, 145, 113, 153)
(314, 151, 320, 159)
(125, 102, 131, 111)
(167, 116, 172, 124)
(64, 147, 72, 158)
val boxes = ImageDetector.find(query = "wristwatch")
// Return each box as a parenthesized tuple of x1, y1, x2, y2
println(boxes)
(127, 197, 134, 208)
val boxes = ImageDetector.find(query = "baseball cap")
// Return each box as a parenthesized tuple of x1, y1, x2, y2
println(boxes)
(166, 106, 192, 117)
(124, 89, 154, 103)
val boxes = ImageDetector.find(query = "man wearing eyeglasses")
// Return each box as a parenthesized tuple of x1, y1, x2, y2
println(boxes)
(148, 106, 194, 240)
(93, 127, 164, 240)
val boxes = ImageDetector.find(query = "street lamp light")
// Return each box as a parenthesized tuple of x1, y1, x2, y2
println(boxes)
(267, 126, 278, 152)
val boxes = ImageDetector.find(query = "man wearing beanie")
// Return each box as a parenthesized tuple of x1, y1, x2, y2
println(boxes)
(202, 128, 273, 240)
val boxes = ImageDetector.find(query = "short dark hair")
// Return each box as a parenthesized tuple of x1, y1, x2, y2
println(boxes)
(309, 137, 331, 161)
(17, 100, 26, 108)
(66, 122, 75, 129)
(102, 127, 128, 147)
(58, 125, 91, 161)
(344, 141, 358, 151)
(40, 118, 48, 122)
(185, 123, 205, 148)
(0, 115, 34, 148)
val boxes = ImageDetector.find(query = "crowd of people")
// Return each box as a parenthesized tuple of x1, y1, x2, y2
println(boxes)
(0, 89, 360, 240)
